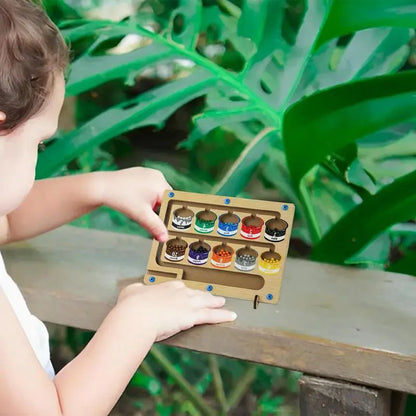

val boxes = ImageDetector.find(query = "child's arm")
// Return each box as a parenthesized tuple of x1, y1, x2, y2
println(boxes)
(0, 167, 170, 245)
(0, 281, 236, 415)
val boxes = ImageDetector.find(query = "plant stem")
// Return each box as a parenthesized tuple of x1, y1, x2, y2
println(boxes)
(217, 0, 241, 18)
(150, 346, 217, 416)
(225, 364, 257, 412)
(209, 356, 227, 415)
(140, 359, 156, 378)
(299, 176, 321, 243)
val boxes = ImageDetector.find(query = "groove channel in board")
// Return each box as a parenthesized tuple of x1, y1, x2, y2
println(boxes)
(157, 255, 266, 290)
(166, 229, 276, 252)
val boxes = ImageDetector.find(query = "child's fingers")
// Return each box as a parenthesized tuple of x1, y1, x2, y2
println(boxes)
(195, 308, 237, 325)
(189, 292, 226, 309)
(137, 207, 168, 242)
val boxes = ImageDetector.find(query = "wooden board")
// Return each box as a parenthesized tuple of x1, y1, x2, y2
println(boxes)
(299, 375, 391, 416)
(144, 190, 295, 304)
(2, 226, 416, 394)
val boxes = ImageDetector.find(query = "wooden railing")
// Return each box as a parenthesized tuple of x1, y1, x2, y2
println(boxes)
(3, 226, 415, 416)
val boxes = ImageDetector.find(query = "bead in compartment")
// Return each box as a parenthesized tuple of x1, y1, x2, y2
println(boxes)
(164, 237, 188, 262)
(211, 243, 234, 268)
(258, 250, 281, 274)
(188, 241, 211, 265)
(217, 212, 240, 236)
(172, 207, 194, 230)
(194, 209, 217, 233)
(240, 215, 264, 239)
(264, 217, 288, 242)
(235, 247, 258, 271)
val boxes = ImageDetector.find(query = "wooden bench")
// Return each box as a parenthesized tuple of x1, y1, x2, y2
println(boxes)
(2, 226, 415, 415)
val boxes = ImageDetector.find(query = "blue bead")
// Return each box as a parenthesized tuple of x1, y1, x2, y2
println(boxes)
(224, 198, 230, 204)
(282, 204, 289, 211)
(207, 285, 213, 291)
(149, 276, 156, 283)
(266, 293, 273, 300)
(168, 191, 175, 198)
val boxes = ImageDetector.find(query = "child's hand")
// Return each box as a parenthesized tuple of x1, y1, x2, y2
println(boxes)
(96, 168, 171, 242)
(117, 281, 237, 342)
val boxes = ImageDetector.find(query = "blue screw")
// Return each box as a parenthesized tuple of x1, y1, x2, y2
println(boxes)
(207, 285, 213, 291)
(266, 293, 273, 300)
(168, 191, 175, 198)
(224, 198, 230, 204)
(149, 276, 156, 283)
(282, 204, 289, 211)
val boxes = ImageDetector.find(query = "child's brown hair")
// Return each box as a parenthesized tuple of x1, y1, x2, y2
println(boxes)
(0, 0, 69, 132)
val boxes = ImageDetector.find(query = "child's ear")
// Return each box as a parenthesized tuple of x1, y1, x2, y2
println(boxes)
(0, 112, 6, 124)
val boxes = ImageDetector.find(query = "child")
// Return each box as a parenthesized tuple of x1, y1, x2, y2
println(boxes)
(0, 1, 237, 414)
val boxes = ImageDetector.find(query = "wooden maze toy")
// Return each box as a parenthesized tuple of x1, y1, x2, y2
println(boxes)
(144, 190, 295, 306)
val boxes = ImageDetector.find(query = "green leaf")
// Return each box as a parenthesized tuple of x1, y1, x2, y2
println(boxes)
(239, 0, 288, 103)
(388, 250, 416, 277)
(129, 372, 162, 396)
(313, 28, 411, 91)
(221, 14, 256, 61)
(345, 232, 391, 267)
(259, 148, 302, 208)
(66, 42, 179, 96)
(358, 129, 416, 184)
(37, 71, 215, 178)
(213, 127, 278, 196)
(283, 70, 416, 189)
(60, 20, 113, 42)
(142, 161, 211, 193)
(274, 0, 333, 109)
(238, 0, 286, 59)
(351, 28, 411, 79)
(324, 143, 358, 180)
(317, 0, 416, 47)
(200, 6, 225, 42)
(309, 166, 359, 236)
(345, 159, 378, 195)
(179, 105, 262, 150)
(311, 170, 416, 263)
(167, 0, 202, 49)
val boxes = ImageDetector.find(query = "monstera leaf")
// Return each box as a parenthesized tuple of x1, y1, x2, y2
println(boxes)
(39, 0, 416, 266)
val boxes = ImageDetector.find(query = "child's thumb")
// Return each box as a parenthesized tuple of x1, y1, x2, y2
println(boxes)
(139, 208, 168, 242)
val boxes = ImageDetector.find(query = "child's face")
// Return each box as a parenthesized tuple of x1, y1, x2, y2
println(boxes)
(0, 73, 65, 216)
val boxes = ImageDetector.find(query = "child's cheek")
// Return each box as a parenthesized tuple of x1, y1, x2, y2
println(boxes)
(0, 147, 36, 215)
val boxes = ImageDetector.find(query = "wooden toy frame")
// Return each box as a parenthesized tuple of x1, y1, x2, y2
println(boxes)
(144, 190, 295, 305)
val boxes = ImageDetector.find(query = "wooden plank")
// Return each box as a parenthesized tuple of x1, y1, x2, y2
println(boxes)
(390, 391, 407, 416)
(299, 375, 391, 416)
(2, 226, 416, 394)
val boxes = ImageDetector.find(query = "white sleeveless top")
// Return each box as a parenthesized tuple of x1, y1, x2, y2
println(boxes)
(0, 252, 54, 378)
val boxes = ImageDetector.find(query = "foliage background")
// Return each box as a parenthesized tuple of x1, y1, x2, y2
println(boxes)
(41, 0, 416, 414)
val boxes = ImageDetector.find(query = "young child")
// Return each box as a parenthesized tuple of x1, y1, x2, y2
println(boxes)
(0, 1, 237, 414)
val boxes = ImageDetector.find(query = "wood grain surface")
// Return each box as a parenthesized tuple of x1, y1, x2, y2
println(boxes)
(2, 226, 415, 394)
(299, 375, 391, 416)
